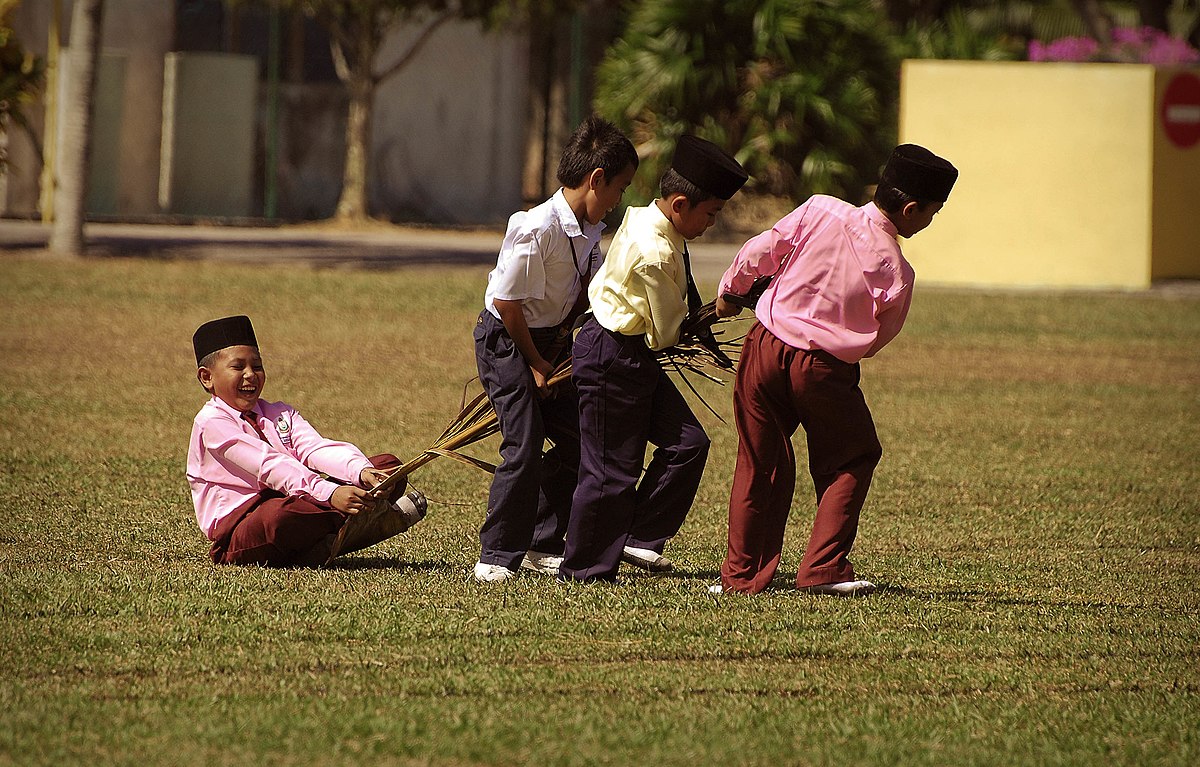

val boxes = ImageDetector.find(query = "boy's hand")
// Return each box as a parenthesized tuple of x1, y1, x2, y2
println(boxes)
(531, 359, 556, 398)
(331, 485, 372, 514)
(359, 467, 390, 490)
(715, 295, 743, 318)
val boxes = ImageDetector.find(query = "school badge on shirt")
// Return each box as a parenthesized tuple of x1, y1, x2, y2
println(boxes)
(275, 413, 293, 447)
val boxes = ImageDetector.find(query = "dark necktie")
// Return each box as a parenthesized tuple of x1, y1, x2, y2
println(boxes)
(681, 244, 703, 314)
(242, 411, 269, 443)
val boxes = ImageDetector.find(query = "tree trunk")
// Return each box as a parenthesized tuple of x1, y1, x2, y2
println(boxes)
(335, 71, 373, 222)
(49, 0, 105, 257)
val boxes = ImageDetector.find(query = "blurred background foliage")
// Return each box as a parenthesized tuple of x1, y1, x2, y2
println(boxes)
(0, 1, 47, 172)
(594, 0, 1200, 214)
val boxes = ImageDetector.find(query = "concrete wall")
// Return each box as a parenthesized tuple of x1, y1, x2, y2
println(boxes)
(369, 19, 528, 224)
(900, 60, 1200, 290)
(5, 3, 530, 225)
(2, 0, 173, 218)
(159, 53, 258, 217)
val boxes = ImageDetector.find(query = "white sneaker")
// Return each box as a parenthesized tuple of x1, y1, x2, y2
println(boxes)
(473, 561, 517, 583)
(800, 579, 876, 597)
(621, 545, 674, 573)
(520, 550, 563, 576)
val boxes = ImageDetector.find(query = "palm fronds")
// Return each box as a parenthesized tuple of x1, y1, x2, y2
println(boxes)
(367, 302, 744, 496)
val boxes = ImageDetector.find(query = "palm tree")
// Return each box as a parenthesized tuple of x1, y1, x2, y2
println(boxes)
(49, 0, 104, 257)
(594, 0, 899, 205)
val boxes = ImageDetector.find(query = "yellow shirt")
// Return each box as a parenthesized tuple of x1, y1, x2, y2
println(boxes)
(588, 202, 689, 351)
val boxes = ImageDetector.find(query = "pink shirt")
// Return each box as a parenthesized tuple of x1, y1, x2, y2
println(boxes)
(187, 396, 373, 539)
(719, 196, 914, 364)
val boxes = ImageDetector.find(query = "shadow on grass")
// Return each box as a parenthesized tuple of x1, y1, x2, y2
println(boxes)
(325, 556, 459, 573)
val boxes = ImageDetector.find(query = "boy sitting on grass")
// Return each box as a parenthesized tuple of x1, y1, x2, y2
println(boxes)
(187, 315, 426, 567)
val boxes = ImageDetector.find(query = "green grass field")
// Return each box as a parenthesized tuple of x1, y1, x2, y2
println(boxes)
(1, 255, 1197, 766)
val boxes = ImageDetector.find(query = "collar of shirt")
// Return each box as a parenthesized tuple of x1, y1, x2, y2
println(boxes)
(634, 200, 685, 264)
(550, 188, 605, 256)
(862, 200, 899, 240)
(208, 395, 266, 436)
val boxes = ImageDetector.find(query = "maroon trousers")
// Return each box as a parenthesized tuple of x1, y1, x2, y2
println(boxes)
(720, 324, 882, 594)
(209, 454, 401, 567)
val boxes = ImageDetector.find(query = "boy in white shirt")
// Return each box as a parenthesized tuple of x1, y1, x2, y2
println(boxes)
(472, 115, 638, 583)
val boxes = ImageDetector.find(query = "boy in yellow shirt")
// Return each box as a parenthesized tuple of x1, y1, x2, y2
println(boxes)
(559, 136, 748, 582)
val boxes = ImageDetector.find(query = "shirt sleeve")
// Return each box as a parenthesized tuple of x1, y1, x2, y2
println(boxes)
(718, 204, 806, 297)
(638, 261, 689, 351)
(286, 410, 373, 486)
(864, 282, 913, 358)
(200, 419, 342, 502)
(490, 229, 547, 303)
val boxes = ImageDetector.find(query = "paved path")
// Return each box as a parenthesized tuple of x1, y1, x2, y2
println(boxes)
(0, 219, 744, 283)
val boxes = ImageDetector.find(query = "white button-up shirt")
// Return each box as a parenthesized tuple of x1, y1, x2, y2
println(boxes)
(483, 188, 605, 329)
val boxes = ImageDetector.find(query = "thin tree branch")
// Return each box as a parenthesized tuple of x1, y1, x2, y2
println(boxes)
(372, 5, 459, 85)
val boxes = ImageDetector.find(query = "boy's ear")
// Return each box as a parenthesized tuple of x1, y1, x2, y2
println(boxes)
(669, 194, 691, 215)
(901, 200, 921, 220)
(197, 366, 213, 392)
(587, 167, 607, 191)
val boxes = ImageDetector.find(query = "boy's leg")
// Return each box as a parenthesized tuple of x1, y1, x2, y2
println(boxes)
(213, 493, 346, 567)
(720, 324, 801, 594)
(625, 372, 709, 553)
(474, 312, 546, 571)
(560, 321, 654, 582)
(794, 353, 882, 588)
(530, 384, 581, 555)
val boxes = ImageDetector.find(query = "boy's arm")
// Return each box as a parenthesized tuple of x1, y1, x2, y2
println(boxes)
(864, 285, 913, 358)
(717, 204, 807, 316)
(637, 262, 689, 351)
(286, 409, 374, 485)
(201, 419, 343, 502)
(493, 298, 556, 396)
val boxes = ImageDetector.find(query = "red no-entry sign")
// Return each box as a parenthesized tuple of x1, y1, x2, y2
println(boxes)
(1161, 72, 1200, 149)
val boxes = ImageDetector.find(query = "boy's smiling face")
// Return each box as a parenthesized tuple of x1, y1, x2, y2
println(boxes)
(198, 345, 266, 414)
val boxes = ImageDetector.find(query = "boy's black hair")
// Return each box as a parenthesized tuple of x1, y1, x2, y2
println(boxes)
(873, 184, 936, 215)
(198, 350, 222, 370)
(659, 167, 713, 206)
(556, 115, 639, 189)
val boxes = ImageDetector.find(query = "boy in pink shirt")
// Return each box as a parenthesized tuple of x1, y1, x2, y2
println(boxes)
(187, 315, 425, 567)
(712, 144, 957, 596)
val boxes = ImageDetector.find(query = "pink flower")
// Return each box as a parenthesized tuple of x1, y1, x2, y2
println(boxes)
(1028, 26, 1200, 65)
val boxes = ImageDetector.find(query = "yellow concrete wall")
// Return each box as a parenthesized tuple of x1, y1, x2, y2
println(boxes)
(899, 60, 1197, 290)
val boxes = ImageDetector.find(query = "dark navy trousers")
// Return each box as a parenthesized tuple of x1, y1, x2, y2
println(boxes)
(560, 317, 710, 582)
(474, 311, 581, 569)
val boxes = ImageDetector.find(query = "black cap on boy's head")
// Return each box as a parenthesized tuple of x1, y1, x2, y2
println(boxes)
(880, 144, 958, 203)
(670, 135, 749, 201)
(193, 315, 257, 365)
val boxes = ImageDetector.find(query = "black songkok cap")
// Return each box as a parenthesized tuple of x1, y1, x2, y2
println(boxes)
(879, 144, 958, 202)
(193, 315, 258, 365)
(670, 135, 749, 200)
